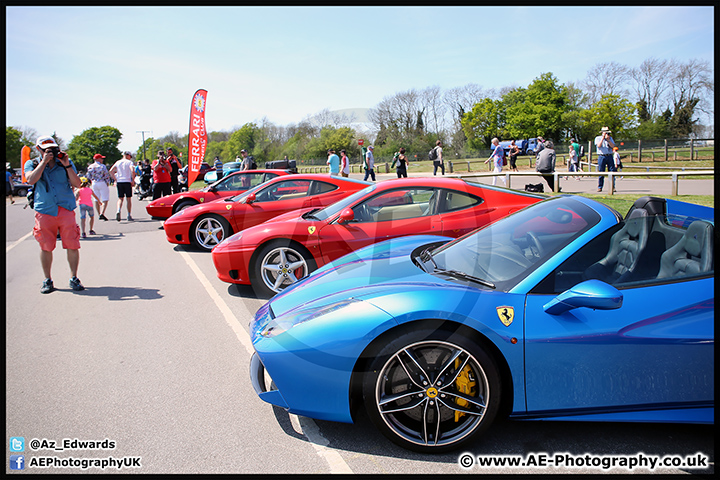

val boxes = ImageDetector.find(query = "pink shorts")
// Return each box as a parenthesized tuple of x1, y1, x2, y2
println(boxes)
(33, 207, 81, 252)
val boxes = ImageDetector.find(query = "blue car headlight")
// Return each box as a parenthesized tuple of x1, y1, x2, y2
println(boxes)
(259, 298, 363, 338)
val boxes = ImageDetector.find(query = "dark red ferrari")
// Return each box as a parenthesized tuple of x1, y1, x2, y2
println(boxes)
(211, 177, 544, 296)
(146, 169, 293, 219)
(163, 174, 371, 251)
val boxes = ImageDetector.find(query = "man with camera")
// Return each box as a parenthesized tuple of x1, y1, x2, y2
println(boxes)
(151, 150, 172, 199)
(24, 135, 84, 293)
(594, 126, 616, 192)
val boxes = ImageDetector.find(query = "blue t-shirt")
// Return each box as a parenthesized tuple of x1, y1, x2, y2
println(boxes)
(25, 159, 78, 216)
(327, 154, 340, 174)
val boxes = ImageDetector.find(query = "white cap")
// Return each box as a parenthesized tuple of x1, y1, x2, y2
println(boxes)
(36, 135, 58, 149)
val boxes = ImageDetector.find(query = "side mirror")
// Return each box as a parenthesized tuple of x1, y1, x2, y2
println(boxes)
(337, 207, 355, 224)
(543, 279, 623, 315)
(243, 192, 256, 205)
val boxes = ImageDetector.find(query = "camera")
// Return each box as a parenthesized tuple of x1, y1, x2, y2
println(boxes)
(48, 146, 66, 161)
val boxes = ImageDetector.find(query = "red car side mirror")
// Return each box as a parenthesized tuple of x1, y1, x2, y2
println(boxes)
(338, 207, 354, 224)
(244, 192, 256, 205)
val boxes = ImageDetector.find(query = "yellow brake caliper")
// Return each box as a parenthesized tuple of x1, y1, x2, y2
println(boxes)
(454, 358, 476, 422)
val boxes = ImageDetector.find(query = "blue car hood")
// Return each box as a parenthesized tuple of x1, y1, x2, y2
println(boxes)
(268, 235, 452, 317)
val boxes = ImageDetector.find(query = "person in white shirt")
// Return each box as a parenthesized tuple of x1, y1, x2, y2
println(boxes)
(340, 150, 350, 177)
(109, 151, 137, 221)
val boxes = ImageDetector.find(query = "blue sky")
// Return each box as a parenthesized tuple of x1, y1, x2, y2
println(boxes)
(6, 6, 714, 154)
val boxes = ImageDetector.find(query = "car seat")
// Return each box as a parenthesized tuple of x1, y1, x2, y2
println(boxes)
(584, 208, 652, 284)
(656, 220, 714, 279)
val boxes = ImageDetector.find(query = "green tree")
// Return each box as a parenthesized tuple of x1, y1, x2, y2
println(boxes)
(6, 126, 32, 169)
(205, 140, 229, 163)
(67, 126, 123, 170)
(582, 94, 637, 140)
(505, 73, 570, 141)
(669, 98, 699, 137)
(461, 98, 502, 149)
(636, 115, 671, 139)
(305, 126, 357, 160)
(227, 123, 260, 159)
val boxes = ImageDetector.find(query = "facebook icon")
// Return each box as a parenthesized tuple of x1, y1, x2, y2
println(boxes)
(10, 455, 25, 470)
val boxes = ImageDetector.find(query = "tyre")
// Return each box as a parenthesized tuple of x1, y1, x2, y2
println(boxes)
(252, 240, 316, 297)
(15, 187, 28, 197)
(173, 200, 197, 215)
(362, 327, 501, 452)
(192, 214, 231, 252)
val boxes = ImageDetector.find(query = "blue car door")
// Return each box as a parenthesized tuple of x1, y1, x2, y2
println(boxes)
(523, 278, 713, 414)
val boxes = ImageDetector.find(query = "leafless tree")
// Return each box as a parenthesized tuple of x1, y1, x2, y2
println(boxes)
(630, 57, 673, 119)
(582, 61, 632, 104)
(443, 83, 486, 122)
(305, 108, 357, 129)
(668, 58, 714, 118)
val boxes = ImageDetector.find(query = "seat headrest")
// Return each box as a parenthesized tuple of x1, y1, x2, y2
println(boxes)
(625, 216, 649, 238)
(683, 220, 713, 257)
(627, 208, 648, 218)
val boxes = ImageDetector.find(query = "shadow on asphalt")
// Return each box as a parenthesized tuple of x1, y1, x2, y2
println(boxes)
(68, 285, 163, 301)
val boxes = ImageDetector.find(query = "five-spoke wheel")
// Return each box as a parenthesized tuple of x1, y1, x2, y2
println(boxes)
(363, 328, 501, 452)
(192, 215, 231, 251)
(253, 241, 316, 297)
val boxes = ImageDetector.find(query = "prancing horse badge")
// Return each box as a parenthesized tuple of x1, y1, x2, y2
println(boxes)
(496, 306, 514, 327)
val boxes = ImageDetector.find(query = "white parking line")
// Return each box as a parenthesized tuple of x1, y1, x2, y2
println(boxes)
(6, 231, 33, 253)
(178, 250, 354, 474)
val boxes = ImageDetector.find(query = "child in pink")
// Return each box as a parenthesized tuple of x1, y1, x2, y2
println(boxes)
(75, 177, 100, 238)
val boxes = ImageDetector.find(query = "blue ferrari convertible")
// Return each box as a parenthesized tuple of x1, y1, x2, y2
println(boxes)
(249, 195, 714, 452)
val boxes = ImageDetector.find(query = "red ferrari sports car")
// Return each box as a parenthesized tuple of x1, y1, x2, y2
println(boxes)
(211, 177, 544, 296)
(163, 174, 371, 251)
(146, 169, 293, 219)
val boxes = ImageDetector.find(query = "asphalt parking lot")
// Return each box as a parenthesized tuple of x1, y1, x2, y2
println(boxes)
(5, 176, 714, 474)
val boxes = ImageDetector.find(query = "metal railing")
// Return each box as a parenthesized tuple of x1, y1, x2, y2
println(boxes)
(456, 170, 714, 196)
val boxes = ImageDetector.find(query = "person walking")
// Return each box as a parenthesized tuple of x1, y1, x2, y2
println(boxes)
(594, 127, 616, 192)
(363, 146, 376, 182)
(86, 153, 111, 220)
(508, 140, 520, 172)
(567, 144, 580, 180)
(75, 177, 100, 238)
(339, 149, 350, 177)
(326, 148, 340, 176)
(432, 140, 445, 176)
(24, 135, 84, 293)
(395, 148, 409, 178)
(109, 151, 136, 221)
(535, 139, 557, 192)
(570, 138, 583, 175)
(484, 138, 506, 186)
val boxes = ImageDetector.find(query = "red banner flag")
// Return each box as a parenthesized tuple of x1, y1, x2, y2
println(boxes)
(187, 89, 208, 186)
(21, 146, 31, 183)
